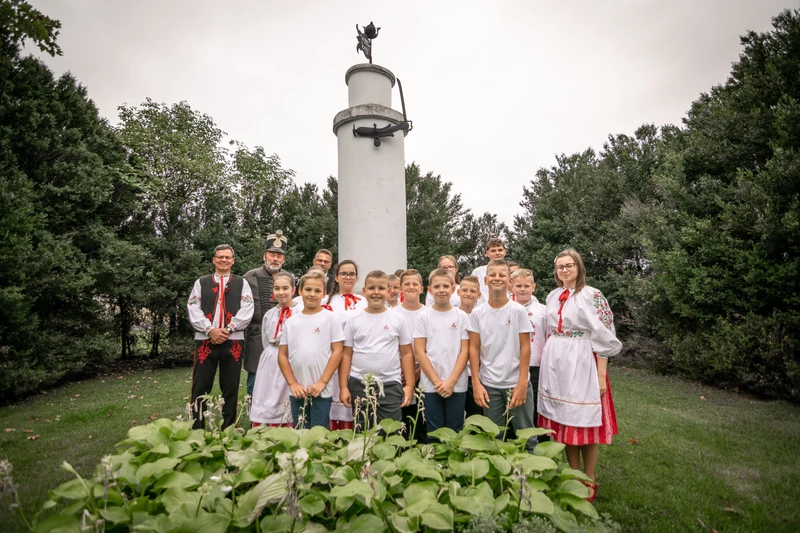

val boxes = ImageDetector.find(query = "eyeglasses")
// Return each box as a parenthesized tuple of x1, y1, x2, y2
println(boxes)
(441, 264, 457, 270)
(215, 255, 234, 261)
(338, 272, 357, 279)
(556, 263, 576, 272)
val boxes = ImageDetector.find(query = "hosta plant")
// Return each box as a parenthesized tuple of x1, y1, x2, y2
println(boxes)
(35, 392, 606, 533)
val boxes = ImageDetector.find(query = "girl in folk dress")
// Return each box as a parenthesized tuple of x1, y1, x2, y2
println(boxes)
(326, 260, 367, 430)
(250, 271, 303, 428)
(537, 249, 621, 502)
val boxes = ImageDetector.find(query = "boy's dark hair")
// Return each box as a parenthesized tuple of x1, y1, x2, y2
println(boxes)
(507, 260, 519, 269)
(485, 237, 505, 250)
(393, 269, 405, 277)
(387, 273, 400, 283)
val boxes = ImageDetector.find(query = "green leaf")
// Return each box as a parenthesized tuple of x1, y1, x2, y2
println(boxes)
(389, 512, 420, 533)
(299, 425, 329, 448)
(385, 434, 407, 446)
(371, 459, 397, 476)
(330, 479, 374, 506)
(50, 478, 89, 500)
(379, 418, 403, 435)
(226, 449, 261, 469)
(519, 490, 555, 516)
(449, 457, 490, 481)
(160, 488, 201, 515)
(486, 454, 512, 475)
(263, 426, 300, 446)
(404, 459, 443, 482)
(343, 514, 384, 533)
(427, 427, 458, 442)
(330, 465, 357, 485)
(559, 467, 593, 482)
(167, 440, 194, 458)
(448, 481, 494, 515)
(154, 471, 199, 491)
(245, 472, 289, 524)
(420, 502, 454, 531)
(559, 493, 599, 518)
(463, 415, 500, 435)
(335, 495, 355, 512)
(299, 493, 327, 516)
(493, 492, 511, 514)
(260, 514, 291, 532)
(513, 427, 551, 440)
(552, 506, 579, 531)
(459, 434, 497, 452)
(137, 457, 181, 482)
(534, 440, 565, 458)
(300, 521, 330, 533)
(402, 481, 439, 504)
(33, 514, 81, 533)
(371, 442, 396, 460)
(99, 506, 130, 524)
(559, 479, 590, 498)
(514, 454, 558, 474)
(150, 443, 170, 454)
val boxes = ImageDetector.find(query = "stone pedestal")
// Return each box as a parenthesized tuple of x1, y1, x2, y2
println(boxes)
(333, 63, 407, 289)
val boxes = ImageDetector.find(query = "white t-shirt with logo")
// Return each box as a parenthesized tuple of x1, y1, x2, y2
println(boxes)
(279, 310, 344, 398)
(394, 306, 426, 355)
(344, 309, 412, 385)
(414, 307, 470, 393)
(466, 299, 534, 388)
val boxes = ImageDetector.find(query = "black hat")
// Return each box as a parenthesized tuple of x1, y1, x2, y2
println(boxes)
(265, 230, 288, 254)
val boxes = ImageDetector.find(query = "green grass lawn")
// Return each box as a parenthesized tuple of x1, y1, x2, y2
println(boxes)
(0, 365, 798, 532)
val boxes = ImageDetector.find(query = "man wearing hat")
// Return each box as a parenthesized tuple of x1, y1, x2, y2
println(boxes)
(243, 230, 288, 396)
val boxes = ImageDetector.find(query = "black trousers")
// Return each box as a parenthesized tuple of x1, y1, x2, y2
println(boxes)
(191, 339, 243, 430)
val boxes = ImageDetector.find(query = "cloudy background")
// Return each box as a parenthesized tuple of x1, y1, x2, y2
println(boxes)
(28, 0, 797, 225)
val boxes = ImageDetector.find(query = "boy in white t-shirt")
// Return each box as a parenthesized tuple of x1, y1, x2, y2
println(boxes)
(385, 273, 402, 309)
(470, 237, 507, 305)
(458, 275, 484, 418)
(278, 271, 344, 429)
(340, 270, 415, 428)
(510, 268, 549, 438)
(468, 259, 537, 452)
(414, 268, 470, 437)
(396, 269, 426, 441)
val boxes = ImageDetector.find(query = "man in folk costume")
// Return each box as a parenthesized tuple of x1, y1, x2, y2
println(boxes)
(187, 244, 254, 430)
(243, 231, 288, 396)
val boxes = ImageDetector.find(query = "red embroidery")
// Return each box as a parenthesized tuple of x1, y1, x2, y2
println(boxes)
(225, 311, 233, 325)
(196, 340, 211, 364)
(205, 313, 213, 322)
(212, 285, 219, 294)
(230, 340, 242, 362)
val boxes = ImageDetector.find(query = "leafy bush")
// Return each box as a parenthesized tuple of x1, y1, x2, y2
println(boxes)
(31, 399, 609, 533)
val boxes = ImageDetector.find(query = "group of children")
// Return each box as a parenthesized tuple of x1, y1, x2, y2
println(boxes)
(249, 255, 549, 454)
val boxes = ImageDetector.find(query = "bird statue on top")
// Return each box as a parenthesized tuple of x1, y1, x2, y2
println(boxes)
(356, 22, 380, 64)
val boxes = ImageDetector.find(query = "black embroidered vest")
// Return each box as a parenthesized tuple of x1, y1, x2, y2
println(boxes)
(199, 274, 243, 327)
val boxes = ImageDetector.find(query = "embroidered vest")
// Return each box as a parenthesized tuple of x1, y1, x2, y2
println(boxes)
(199, 274, 243, 327)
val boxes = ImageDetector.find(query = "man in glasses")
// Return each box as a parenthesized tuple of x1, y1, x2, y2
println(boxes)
(187, 244, 254, 429)
(243, 231, 289, 397)
(313, 248, 336, 294)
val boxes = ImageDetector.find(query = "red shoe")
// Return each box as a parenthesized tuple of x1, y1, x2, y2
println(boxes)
(581, 480, 598, 503)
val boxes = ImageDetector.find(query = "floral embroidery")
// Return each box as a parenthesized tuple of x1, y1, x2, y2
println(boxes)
(242, 294, 254, 304)
(187, 295, 200, 306)
(196, 340, 211, 364)
(593, 291, 614, 331)
(551, 330, 585, 338)
(205, 312, 213, 322)
(225, 312, 233, 325)
(230, 340, 242, 362)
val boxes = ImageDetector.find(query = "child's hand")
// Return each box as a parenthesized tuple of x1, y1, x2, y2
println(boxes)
(307, 380, 326, 398)
(401, 385, 414, 407)
(598, 372, 607, 396)
(509, 382, 528, 409)
(340, 387, 352, 408)
(289, 383, 307, 399)
(436, 380, 455, 397)
(473, 382, 490, 408)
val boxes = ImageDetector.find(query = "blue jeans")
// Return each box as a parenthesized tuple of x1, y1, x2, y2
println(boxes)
(424, 391, 466, 440)
(290, 396, 332, 429)
(247, 371, 256, 397)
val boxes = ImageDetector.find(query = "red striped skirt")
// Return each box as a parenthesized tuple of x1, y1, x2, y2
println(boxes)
(251, 422, 294, 429)
(329, 420, 354, 431)
(538, 372, 618, 445)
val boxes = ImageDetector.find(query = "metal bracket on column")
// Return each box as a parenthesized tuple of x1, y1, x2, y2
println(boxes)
(351, 78, 413, 147)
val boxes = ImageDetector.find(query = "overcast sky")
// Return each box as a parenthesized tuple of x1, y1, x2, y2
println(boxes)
(29, 0, 796, 226)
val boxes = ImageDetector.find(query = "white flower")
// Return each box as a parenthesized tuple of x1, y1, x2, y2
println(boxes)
(221, 485, 232, 493)
(210, 475, 221, 482)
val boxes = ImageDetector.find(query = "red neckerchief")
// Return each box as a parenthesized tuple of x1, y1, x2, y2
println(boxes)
(273, 306, 293, 340)
(321, 304, 333, 311)
(343, 293, 361, 310)
(557, 289, 570, 333)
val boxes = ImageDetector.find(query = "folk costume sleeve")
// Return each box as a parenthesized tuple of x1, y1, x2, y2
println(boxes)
(229, 280, 254, 332)
(187, 280, 213, 334)
(578, 288, 622, 358)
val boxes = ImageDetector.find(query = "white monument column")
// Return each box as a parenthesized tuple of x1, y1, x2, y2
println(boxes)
(333, 63, 407, 288)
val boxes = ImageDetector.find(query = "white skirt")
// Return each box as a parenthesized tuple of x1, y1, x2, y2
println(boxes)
(250, 343, 292, 424)
(537, 336, 602, 427)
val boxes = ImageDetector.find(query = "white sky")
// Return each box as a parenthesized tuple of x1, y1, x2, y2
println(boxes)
(29, 0, 796, 225)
